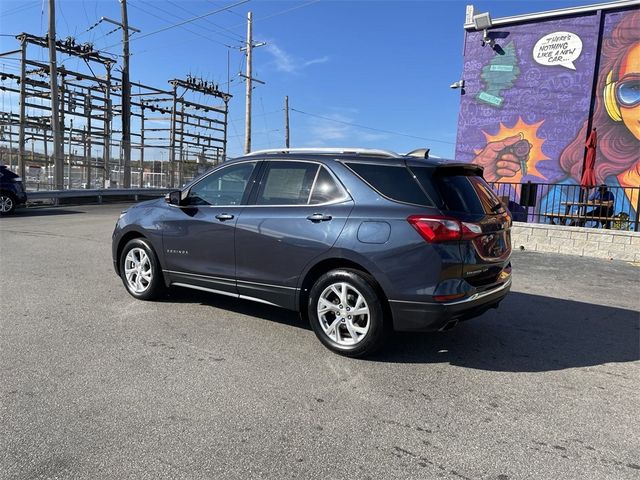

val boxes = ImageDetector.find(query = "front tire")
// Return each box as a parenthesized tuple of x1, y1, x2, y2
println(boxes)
(119, 238, 164, 300)
(0, 192, 17, 215)
(308, 269, 385, 357)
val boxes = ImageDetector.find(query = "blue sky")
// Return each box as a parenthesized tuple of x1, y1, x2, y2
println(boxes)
(1, 0, 595, 159)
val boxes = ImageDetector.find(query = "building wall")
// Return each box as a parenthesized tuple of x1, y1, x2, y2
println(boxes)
(455, 5, 639, 215)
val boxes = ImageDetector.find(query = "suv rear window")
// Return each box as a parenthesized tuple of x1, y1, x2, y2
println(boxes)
(411, 166, 502, 215)
(345, 163, 433, 206)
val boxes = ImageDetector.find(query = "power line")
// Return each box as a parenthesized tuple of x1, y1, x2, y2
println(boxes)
(163, 0, 245, 42)
(1, 1, 39, 18)
(128, 1, 235, 49)
(290, 108, 456, 145)
(100, 0, 250, 52)
(254, 0, 321, 23)
(226, 0, 321, 30)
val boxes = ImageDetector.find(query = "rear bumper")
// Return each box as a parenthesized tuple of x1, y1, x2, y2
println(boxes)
(389, 278, 511, 332)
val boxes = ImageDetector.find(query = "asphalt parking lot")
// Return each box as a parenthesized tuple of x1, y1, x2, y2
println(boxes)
(1, 204, 639, 480)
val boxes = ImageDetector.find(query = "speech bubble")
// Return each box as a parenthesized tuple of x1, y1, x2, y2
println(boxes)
(533, 31, 583, 70)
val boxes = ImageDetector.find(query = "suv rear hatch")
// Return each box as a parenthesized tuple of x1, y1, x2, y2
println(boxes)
(407, 161, 512, 292)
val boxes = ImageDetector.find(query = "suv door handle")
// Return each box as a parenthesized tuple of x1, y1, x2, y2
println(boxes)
(215, 213, 235, 221)
(306, 213, 332, 223)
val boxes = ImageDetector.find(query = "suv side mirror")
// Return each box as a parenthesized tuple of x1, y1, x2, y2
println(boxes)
(165, 190, 182, 205)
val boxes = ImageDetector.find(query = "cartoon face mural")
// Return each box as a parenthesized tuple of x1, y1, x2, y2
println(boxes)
(455, 7, 640, 221)
(559, 10, 640, 199)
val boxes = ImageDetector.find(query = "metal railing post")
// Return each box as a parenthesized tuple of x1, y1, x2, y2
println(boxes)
(634, 187, 640, 232)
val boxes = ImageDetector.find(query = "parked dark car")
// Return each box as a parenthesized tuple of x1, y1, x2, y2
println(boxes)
(112, 148, 512, 356)
(0, 165, 28, 215)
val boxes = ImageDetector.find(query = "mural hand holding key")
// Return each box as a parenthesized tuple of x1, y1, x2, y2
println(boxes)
(472, 133, 529, 182)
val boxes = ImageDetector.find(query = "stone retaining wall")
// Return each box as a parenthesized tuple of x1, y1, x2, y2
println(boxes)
(511, 222, 640, 262)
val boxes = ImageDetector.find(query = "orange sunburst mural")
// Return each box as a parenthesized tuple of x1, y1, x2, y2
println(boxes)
(475, 117, 549, 183)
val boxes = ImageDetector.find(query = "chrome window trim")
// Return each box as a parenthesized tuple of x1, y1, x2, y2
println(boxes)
(307, 165, 322, 204)
(169, 158, 352, 208)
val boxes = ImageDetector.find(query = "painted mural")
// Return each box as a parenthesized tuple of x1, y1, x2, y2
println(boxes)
(455, 7, 639, 222)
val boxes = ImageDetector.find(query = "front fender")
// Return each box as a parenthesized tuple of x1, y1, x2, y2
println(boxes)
(111, 201, 167, 275)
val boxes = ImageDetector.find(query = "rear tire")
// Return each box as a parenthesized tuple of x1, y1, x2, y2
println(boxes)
(0, 192, 17, 215)
(119, 238, 164, 300)
(308, 269, 385, 357)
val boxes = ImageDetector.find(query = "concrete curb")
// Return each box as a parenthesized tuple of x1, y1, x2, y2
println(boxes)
(511, 221, 640, 262)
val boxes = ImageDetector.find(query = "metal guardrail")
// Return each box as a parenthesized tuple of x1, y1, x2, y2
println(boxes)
(26, 188, 172, 204)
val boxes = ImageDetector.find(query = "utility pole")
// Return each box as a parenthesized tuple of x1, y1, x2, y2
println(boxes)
(103, 63, 112, 188)
(60, 72, 66, 185)
(8, 125, 14, 170)
(178, 100, 184, 187)
(139, 103, 145, 188)
(284, 95, 290, 148)
(42, 128, 48, 176)
(120, 0, 131, 187)
(244, 11, 252, 154)
(169, 82, 177, 188)
(102, 6, 139, 188)
(67, 117, 73, 188)
(17, 36, 27, 181)
(48, 0, 64, 190)
(241, 12, 265, 154)
(85, 94, 92, 188)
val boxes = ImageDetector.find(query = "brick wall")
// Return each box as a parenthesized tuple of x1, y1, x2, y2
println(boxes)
(511, 222, 640, 262)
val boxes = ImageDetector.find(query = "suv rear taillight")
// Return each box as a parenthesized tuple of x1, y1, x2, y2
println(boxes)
(407, 215, 482, 243)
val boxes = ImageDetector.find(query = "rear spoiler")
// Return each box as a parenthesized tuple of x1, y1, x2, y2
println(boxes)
(403, 159, 485, 177)
(433, 163, 484, 177)
(404, 157, 484, 177)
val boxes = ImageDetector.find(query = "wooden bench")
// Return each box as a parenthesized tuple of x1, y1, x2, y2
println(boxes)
(543, 212, 614, 227)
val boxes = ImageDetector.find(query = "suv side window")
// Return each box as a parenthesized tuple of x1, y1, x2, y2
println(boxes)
(256, 161, 319, 205)
(185, 162, 256, 206)
(309, 167, 347, 204)
(345, 163, 434, 206)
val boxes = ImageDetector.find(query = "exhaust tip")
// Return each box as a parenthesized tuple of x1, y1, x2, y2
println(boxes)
(440, 319, 459, 331)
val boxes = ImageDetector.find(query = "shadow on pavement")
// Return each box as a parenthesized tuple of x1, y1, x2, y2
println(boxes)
(374, 292, 640, 371)
(163, 287, 639, 372)
(164, 286, 308, 331)
(6, 208, 87, 218)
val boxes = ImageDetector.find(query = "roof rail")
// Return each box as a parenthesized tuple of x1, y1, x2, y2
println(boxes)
(244, 147, 399, 158)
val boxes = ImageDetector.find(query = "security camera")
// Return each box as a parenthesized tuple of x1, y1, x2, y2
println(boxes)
(450, 80, 465, 89)
(482, 31, 495, 48)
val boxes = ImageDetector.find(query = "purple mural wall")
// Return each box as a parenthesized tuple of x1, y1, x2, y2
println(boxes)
(455, 6, 639, 220)
(456, 13, 600, 183)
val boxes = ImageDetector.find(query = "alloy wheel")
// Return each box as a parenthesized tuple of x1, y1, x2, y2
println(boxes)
(0, 195, 14, 213)
(317, 282, 370, 346)
(124, 247, 153, 294)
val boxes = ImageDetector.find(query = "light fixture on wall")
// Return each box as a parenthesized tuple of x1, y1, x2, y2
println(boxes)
(450, 80, 465, 89)
(473, 12, 495, 47)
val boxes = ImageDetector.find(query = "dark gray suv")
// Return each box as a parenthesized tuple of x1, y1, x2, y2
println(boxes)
(112, 148, 512, 356)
